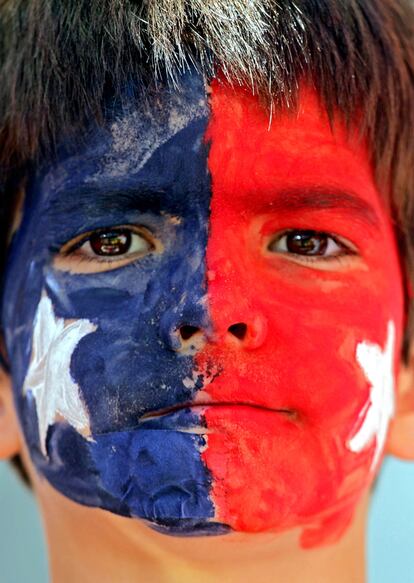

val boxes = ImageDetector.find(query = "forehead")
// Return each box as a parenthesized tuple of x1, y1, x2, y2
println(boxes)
(33, 73, 385, 228)
(92, 76, 209, 183)
(38, 74, 207, 200)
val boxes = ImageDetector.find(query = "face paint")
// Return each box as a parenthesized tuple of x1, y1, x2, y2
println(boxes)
(2, 73, 404, 547)
(4, 73, 226, 535)
(199, 82, 404, 546)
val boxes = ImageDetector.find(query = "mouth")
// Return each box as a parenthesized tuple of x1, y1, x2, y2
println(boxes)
(140, 401, 296, 420)
(139, 401, 298, 434)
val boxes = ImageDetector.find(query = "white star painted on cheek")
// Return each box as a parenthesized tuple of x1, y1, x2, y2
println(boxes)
(23, 294, 96, 456)
(347, 320, 396, 471)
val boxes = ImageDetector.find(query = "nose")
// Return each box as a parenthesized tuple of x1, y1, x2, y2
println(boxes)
(164, 317, 266, 353)
(177, 321, 248, 345)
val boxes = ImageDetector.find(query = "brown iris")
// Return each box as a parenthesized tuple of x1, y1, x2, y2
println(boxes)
(283, 230, 328, 255)
(89, 230, 131, 256)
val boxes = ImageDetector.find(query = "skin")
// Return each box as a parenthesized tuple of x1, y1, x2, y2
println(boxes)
(1, 73, 414, 582)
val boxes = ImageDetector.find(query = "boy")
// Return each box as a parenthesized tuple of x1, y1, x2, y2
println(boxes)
(0, 1, 414, 581)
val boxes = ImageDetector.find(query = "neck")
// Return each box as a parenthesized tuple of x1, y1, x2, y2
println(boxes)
(36, 481, 368, 583)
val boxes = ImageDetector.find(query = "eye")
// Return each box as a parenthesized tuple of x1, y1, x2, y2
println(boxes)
(55, 225, 159, 273)
(268, 230, 355, 262)
(79, 229, 151, 259)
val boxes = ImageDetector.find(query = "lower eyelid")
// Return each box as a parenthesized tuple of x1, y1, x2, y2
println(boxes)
(289, 253, 351, 264)
(267, 253, 360, 275)
(53, 246, 156, 274)
(70, 249, 128, 263)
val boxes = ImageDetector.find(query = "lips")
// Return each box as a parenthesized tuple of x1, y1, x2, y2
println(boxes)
(138, 402, 297, 433)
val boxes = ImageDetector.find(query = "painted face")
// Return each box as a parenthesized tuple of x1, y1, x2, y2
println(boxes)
(2, 72, 405, 547)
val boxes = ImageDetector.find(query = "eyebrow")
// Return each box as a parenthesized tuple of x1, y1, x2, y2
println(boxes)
(46, 181, 381, 230)
(264, 187, 381, 227)
(45, 184, 166, 219)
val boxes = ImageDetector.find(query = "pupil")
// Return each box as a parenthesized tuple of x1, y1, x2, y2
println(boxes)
(90, 231, 131, 256)
(286, 231, 327, 255)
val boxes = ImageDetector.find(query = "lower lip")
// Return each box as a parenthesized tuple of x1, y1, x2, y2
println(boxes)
(138, 405, 295, 433)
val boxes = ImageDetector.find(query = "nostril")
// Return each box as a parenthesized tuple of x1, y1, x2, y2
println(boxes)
(228, 322, 248, 340)
(179, 325, 200, 341)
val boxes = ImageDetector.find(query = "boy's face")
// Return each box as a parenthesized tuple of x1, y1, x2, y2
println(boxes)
(2, 72, 404, 548)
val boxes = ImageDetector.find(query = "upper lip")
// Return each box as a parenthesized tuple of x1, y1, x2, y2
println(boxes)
(139, 401, 296, 421)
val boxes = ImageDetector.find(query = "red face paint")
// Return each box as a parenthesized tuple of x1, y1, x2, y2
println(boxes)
(197, 82, 404, 547)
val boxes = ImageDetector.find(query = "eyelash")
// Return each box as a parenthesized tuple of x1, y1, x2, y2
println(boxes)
(267, 230, 357, 264)
(59, 226, 154, 263)
(57, 226, 357, 275)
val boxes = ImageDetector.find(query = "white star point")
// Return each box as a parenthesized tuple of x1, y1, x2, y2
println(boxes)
(347, 321, 396, 471)
(23, 295, 96, 456)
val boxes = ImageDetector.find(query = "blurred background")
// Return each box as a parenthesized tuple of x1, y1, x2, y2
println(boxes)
(1, 456, 413, 582)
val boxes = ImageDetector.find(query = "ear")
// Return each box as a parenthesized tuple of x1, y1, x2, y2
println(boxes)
(0, 364, 21, 459)
(386, 355, 414, 460)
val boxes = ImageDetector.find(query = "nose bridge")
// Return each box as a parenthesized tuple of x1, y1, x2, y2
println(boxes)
(202, 174, 251, 316)
(206, 243, 250, 323)
(158, 225, 212, 352)
(204, 252, 268, 349)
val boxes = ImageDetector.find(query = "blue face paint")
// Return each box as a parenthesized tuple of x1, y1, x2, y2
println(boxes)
(2, 72, 229, 535)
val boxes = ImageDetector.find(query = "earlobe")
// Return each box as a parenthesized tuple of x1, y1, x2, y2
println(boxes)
(0, 365, 21, 459)
(386, 361, 414, 460)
